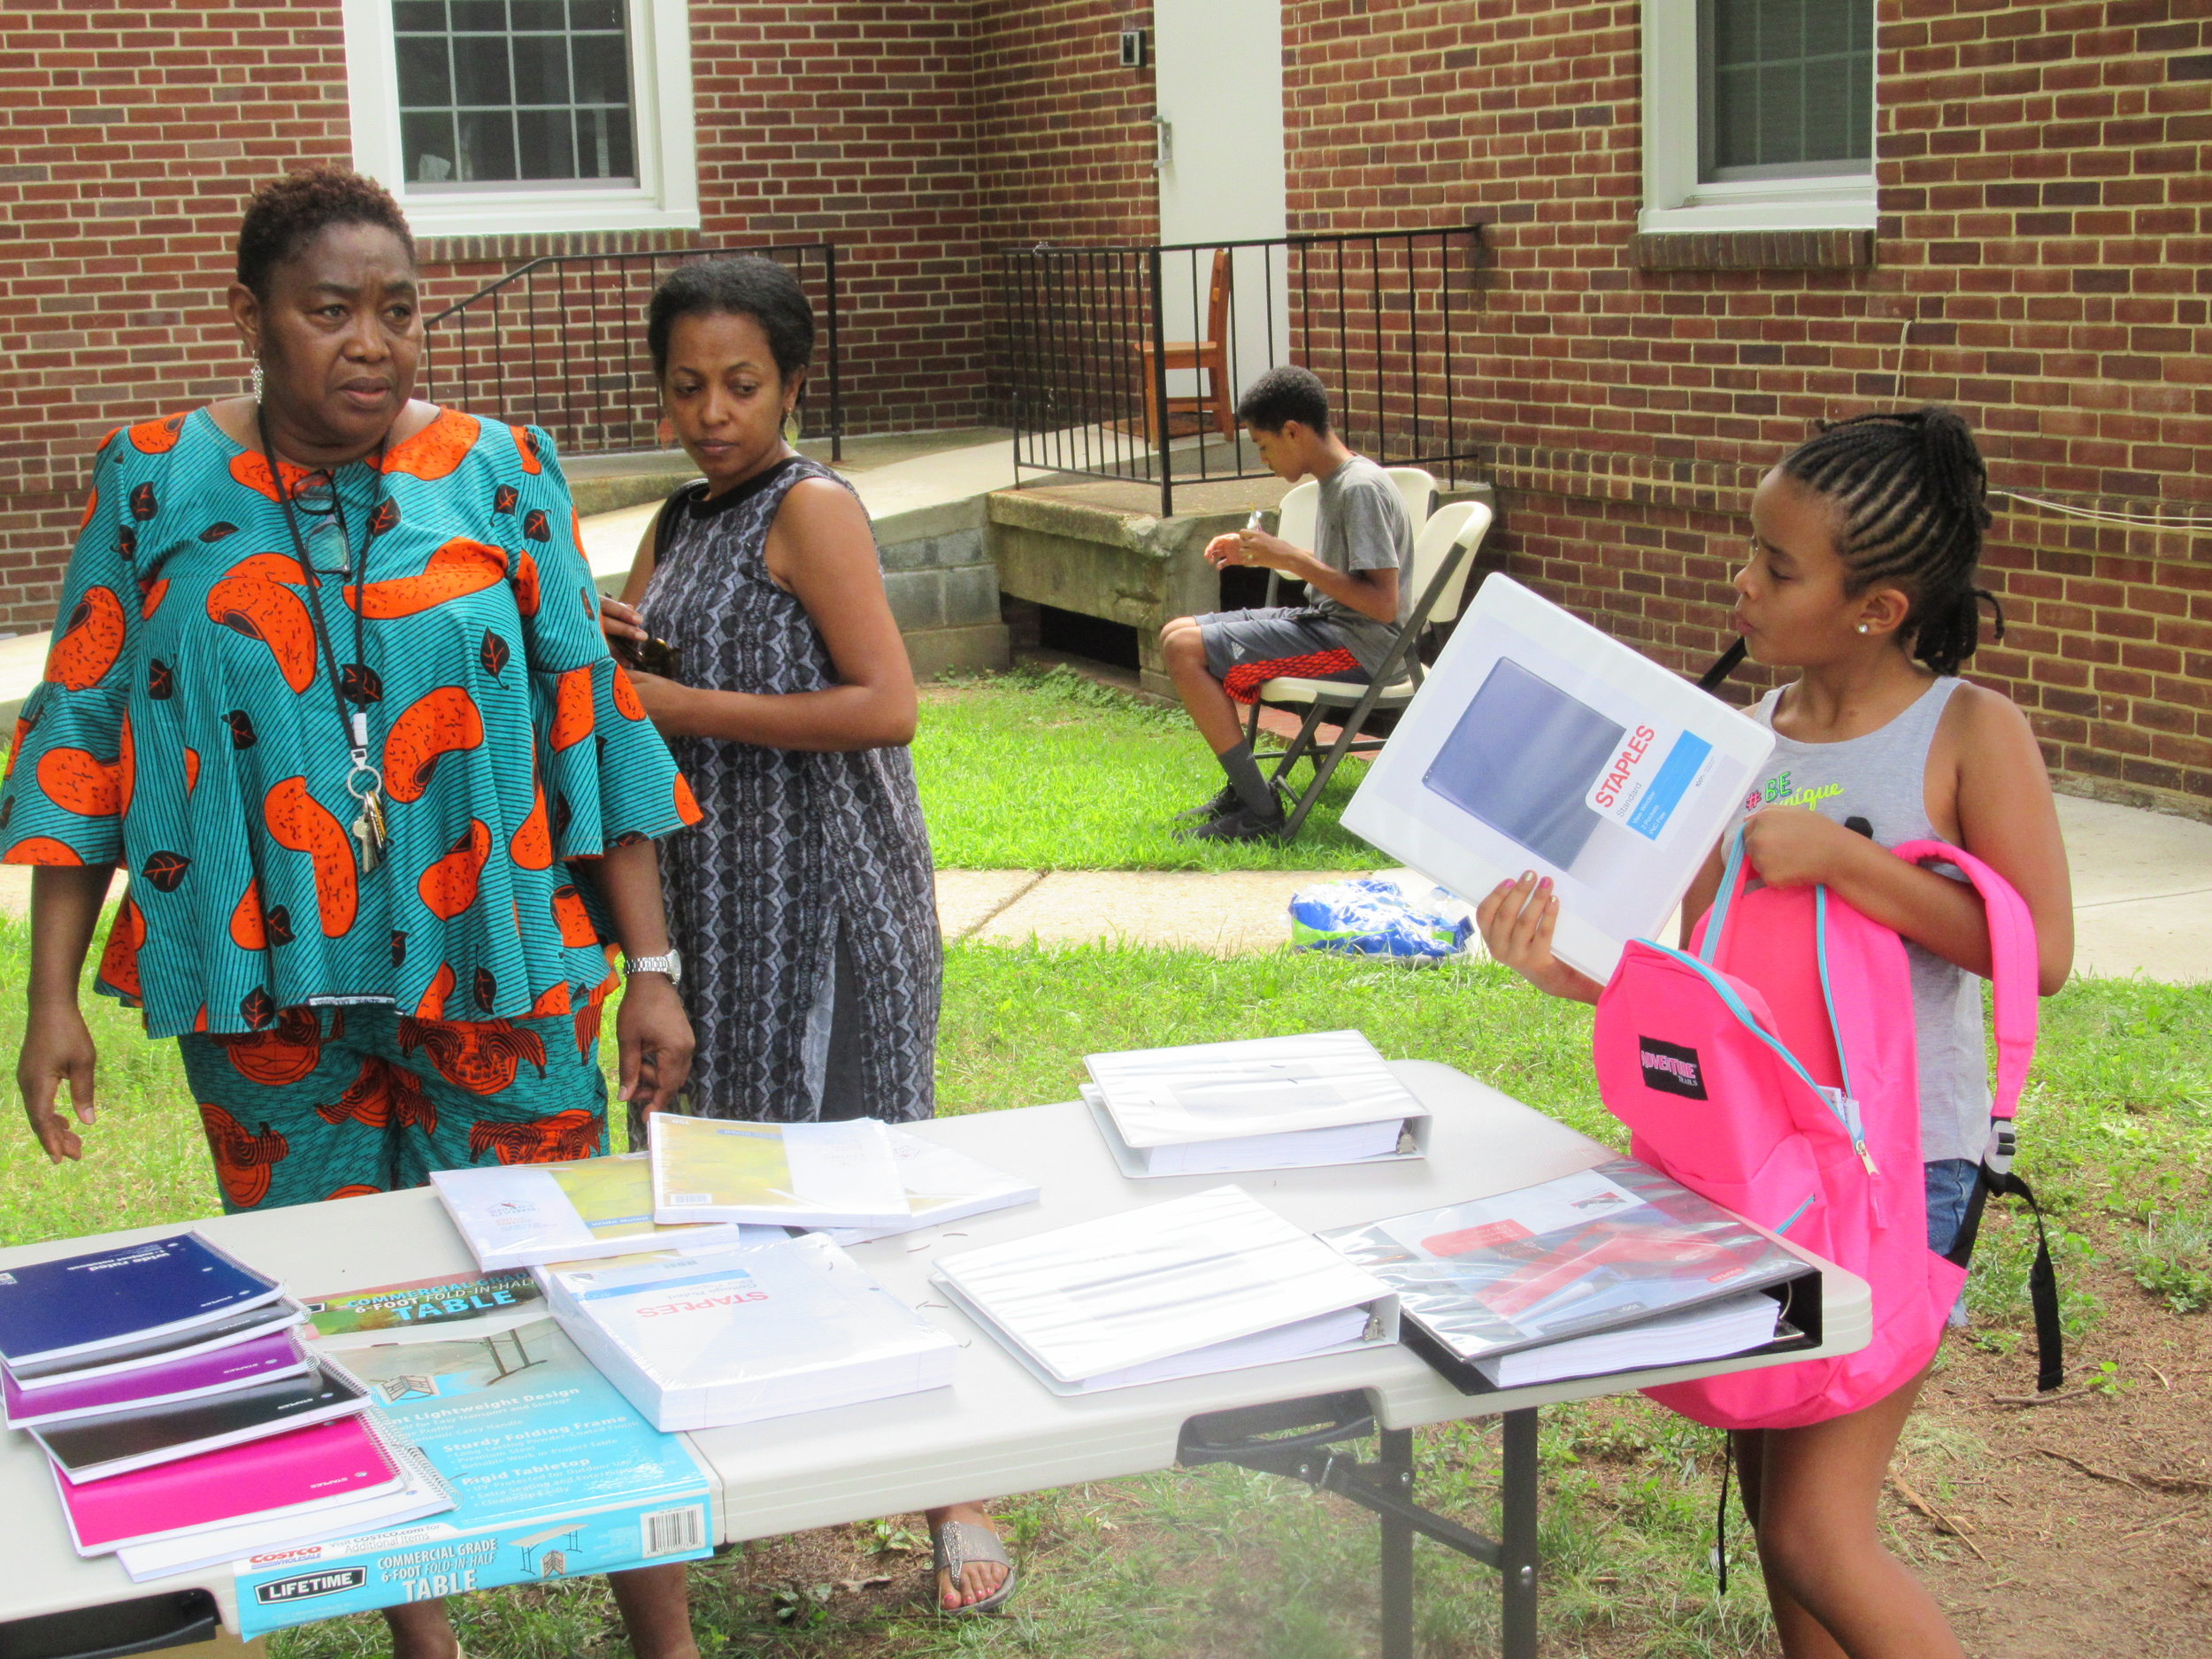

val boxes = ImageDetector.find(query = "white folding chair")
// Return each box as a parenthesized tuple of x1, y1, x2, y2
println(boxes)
(1250, 499, 1494, 840)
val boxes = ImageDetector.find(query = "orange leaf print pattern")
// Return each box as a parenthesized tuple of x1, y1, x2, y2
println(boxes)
(551, 883, 597, 947)
(418, 961, 457, 1019)
(4, 838, 84, 865)
(673, 772, 703, 826)
(230, 879, 272, 950)
(140, 577, 170, 618)
(198, 1103, 289, 1209)
(509, 425, 543, 475)
(35, 748, 120, 818)
(383, 408, 480, 480)
(227, 450, 318, 503)
(46, 587, 127, 690)
(510, 548, 541, 617)
(611, 664, 647, 721)
(183, 748, 200, 795)
(549, 666, 595, 749)
(381, 687, 485, 803)
(349, 539, 506, 618)
(207, 576, 318, 693)
(213, 1007, 327, 1086)
(398, 1017, 549, 1094)
(127, 412, 188, 454)
(511, 785, 552, 870)
(263, 777, 358, 936)
(470, 1107, 600, 1165)
(316, 1057, 437, 1133)
(419, 820, 490, 919)
(95, 896, 146, 1002)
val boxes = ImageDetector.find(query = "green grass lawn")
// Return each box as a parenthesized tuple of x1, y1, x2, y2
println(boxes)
(911, 665, 1383, 871)
(4, 920, 2207, 1659)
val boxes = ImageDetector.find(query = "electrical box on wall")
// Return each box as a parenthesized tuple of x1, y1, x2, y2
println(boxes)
(1118, 28, 1148, 68)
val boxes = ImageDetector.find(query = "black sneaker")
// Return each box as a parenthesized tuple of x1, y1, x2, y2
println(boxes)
(1171, 786, 1240, 825)
(1177, 802, 1288, 844)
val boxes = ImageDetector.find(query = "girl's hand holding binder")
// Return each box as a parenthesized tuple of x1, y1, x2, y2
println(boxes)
(1477, 871, 1604, 1006)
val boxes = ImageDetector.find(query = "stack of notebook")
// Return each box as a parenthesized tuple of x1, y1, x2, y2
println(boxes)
(1083, 1031, 1431, 1177)
(0, 1232, 448, 1565)
(933, 1185, 1398, 1394)
(1320, 1159, 1817, 1392)
(544, 1234, 960, 1431)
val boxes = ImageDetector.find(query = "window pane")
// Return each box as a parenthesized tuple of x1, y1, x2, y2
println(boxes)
(575, 105, 633, 179)
(452, 35, 511, 105)
(511, 34, 570, 104)
(457, 109, 518, 180)
(1701, 0, 1871, 180)
(516, 109, 577, 179)
(396, 35, 452, 107)
(401, 111, 457, 183)
(571, 34, 630, 105)
(390, 0, 634, 186)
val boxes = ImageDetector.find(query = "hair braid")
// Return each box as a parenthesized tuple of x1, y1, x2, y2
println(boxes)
(1778, 407, 1999, 675)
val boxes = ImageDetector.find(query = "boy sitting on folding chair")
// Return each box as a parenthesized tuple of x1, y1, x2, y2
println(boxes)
(1160, 366, 1414, 843)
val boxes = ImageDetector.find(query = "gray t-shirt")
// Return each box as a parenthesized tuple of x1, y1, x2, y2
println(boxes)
(1303, 455, 1414, 674)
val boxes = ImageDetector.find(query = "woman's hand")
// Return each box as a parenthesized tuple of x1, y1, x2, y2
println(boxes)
(1741, 805, 1869, 891)
(1476, 872, 1605, 1004)
(601, 595, 649, 659)
(623, 669, 699, 735)
(616, 973, 694, 1117)
(19, 999, 98, 1163)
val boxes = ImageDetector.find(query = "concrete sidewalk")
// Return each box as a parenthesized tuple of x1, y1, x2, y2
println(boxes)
(935, 792, 2212, 982)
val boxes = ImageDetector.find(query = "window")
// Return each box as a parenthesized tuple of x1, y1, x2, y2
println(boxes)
(1642, 0, 1875, 234)
(344, 0, 696, 238)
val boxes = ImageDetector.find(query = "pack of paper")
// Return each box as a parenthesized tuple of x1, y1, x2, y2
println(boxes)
(1084, 1030, 1427, 1148)
(814, 1129, 1041, 1246)
(431, 1153, 760, 1270)
(933, 1184, 1394, 1391)
(543, 1235, 957, 1431)
(1341, 576, 1774, 979)
(648, 1115, 911, 1229)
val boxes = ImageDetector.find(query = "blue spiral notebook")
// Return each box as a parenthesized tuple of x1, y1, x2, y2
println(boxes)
(0, 1233, 284, 1370)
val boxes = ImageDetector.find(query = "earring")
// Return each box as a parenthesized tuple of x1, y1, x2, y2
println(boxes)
(1856, 623, 1870, 634)
(250, 362, 265, 403)
(781, 407, 802, 444)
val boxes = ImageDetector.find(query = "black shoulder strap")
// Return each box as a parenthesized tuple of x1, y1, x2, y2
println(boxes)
(1697, 638, 1747, 693)
(650, 482, 703, 562)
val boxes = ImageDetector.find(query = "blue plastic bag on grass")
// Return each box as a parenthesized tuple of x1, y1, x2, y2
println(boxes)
(1288, 879, 1472, 961)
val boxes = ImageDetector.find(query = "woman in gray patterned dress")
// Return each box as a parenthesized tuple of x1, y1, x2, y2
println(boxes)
(607, 261, 939, 1129)
(604, 258, 1015, 1615)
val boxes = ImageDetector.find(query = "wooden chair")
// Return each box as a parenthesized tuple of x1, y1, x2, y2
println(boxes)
(1139, 247, 1237, 443)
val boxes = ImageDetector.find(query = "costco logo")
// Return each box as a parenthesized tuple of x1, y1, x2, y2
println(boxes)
(253, 1568, 367, 1605)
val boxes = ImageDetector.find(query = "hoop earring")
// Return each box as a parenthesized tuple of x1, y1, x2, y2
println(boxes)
(250, 362, 265, 403)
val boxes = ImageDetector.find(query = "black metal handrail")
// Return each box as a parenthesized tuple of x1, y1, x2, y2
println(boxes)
(996, 224, 1486, 516)
(420, 242, 841, 462)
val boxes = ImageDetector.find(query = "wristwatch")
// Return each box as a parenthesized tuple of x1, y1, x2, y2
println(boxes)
(625, 949, 684, 988)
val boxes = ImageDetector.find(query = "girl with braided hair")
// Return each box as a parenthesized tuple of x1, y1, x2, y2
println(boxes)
(1480, 406, 2074, 1656)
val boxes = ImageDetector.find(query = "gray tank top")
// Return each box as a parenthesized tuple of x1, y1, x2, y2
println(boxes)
(1740, 677, 1989, 1165)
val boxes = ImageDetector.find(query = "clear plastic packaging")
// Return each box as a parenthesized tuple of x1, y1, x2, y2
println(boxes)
(648, 1115, 911, 1228)
(431, 1152, 759, 1270)
(1084, 1030, 1426, 1148)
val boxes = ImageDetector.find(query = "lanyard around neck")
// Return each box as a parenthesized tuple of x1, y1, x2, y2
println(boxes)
(257, 410, 389, 816)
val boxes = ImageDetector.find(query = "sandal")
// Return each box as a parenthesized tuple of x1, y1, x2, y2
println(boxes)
(931, 1518, 1018, 1616)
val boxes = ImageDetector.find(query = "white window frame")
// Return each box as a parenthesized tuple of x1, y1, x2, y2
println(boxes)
(1640, 0, 1876, 234)
(342, 0, 698, 239)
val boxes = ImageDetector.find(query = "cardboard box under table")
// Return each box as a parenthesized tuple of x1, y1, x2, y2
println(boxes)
(0, 1063, 1870, 1659)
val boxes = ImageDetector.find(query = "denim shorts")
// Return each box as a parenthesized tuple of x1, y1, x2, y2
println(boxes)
(1924, 1157, 1982, 1259)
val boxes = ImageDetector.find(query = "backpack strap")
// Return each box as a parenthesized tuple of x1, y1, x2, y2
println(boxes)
(1889, 839, 2063, 1393)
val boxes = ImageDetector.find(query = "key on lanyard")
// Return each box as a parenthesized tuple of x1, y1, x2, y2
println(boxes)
(346, 710, 389, 874)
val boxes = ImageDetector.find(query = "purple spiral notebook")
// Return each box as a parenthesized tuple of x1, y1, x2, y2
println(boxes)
(3, 1330, 310, 1429)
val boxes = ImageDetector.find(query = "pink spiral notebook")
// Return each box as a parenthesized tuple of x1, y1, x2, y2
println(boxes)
(52, 1415, 402, 1555)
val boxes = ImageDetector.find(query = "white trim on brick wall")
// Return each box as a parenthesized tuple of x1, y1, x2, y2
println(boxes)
(342, 0, 698, 239)
(1640, 0, 1875, 234)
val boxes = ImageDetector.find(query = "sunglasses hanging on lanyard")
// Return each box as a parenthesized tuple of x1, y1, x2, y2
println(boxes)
(258, 410, 391, 874)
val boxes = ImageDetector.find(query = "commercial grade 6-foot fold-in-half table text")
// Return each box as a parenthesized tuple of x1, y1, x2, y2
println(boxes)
(0, 1062, 1870, 1659)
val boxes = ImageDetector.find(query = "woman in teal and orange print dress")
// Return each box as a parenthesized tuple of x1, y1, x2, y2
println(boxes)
(8, 169, 704, 1217)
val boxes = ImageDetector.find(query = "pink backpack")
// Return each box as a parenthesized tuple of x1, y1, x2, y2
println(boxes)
(1592, 831, 2062, 1429)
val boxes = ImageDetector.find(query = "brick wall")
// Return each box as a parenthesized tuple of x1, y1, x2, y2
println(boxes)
(1279, 0, 2212, 818)
(0, 2, 1009, 633)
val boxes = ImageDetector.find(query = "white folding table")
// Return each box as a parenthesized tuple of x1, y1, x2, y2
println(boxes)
(0, 1062, 1869, 1659)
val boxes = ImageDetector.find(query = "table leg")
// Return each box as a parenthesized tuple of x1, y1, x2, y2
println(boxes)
(1499, 1408, 1540, 1659)
(1378, 1426, 1415, 1659)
